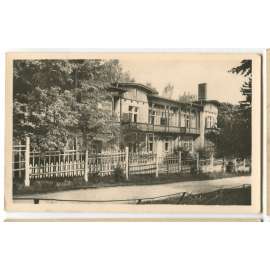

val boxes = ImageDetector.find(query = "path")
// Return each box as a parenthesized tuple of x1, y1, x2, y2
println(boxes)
(14, 176, 251, 204)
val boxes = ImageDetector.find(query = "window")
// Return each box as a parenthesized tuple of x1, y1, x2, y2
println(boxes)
(149, 142, 153, 152)
(165, 141, 169, 152)
(128, 106, 138, 123)
(128, 143, 137, 153)
(185, 114, 190, 128)
(181, 139, 193, 152)
(160, 111, 167, 126)
(128, 106, 133, 122)
(205, 116, 213, 128)
(149, 110, 156, 125)
(148, 134, 154, 152)
(134, 114, 137, 123)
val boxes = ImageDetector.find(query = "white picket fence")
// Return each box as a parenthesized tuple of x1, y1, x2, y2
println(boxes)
(12, 137, 251, 187)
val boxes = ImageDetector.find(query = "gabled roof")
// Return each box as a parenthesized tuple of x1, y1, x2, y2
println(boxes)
(110, 82, 219, 109)
(113, 82, 159, 95)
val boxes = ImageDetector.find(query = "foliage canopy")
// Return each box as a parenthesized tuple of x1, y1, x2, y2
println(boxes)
(13, 59, 133, 150)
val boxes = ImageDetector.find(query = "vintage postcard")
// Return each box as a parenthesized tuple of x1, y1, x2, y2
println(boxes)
(5, 52, 262, 215)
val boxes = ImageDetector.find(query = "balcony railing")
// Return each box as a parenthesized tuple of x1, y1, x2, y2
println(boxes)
(121, 122, 200, 135)
(205, 127, 220, 134)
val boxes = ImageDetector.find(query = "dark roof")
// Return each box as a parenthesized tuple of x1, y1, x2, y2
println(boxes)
(148, 95, 203, 109)
(111, 82, 219, 108)
(107, 86, 127, 93)
(194, 100, 220, 107)
(114, 82, 159, 95)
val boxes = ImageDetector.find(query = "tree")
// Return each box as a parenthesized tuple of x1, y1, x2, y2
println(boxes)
(13, 59, 131, 150)
(145, 82, 157, 91)
(162, 83, 174, 99)
(178, 91, 197, 103)
(209, 103, 237, 157)
(208, 60, 253, 158)
(229, 59, 252, 157)
(13, 60, 74, 149)
(229, 59, 252, 108)
(208, 102, 251, 158)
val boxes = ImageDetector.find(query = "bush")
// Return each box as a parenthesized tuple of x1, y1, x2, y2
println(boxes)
(190, 160, 199, 175)
(226, 161, 235, 173)
(174, 146, 191, 159)
(113, 165, 125, 181)
(197, 147, 214, 159)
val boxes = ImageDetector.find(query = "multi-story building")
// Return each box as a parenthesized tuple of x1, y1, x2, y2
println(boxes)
(100, 82, 219, 156)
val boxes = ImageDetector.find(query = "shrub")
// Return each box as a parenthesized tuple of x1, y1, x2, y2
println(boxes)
(174, 146, 191, 159)
(226, 161, 235, 173)
(190, 160, 199, 175)
(113, 165, 125, 181)
(197, 146, 214, 159)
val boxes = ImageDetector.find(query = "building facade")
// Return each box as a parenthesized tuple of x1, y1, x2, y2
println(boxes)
(103, 82, 219, 156)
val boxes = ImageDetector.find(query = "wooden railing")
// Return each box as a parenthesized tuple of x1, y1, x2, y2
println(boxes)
(121, 122, 200, 135)
(12, 137, 251, 187)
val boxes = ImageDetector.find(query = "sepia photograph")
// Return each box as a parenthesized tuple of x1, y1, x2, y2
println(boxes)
(5, 52, 262, 214)
(1, 2, 270, 270)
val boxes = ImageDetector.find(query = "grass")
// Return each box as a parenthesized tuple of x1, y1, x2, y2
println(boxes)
(13, 171, 251, 196)
(139, 185, 251, 205)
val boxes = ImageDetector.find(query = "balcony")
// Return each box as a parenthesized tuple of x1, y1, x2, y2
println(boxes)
(205, 127, 220, 134)
(121, 122, 200, 135)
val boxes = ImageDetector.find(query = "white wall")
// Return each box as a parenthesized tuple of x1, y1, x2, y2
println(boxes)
(204, 103, 218, 128)
(115, 88, 149, 123)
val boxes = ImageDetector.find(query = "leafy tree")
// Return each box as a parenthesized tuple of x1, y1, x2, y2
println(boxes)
(13, 60, 74, 149)
(145, 82, 157, 92)
(229, 59, 252, 157)
(178, 91, 197, 103)
(208, 102, 251, 158)
(208, 60, 252, 158)
(162, 83, 174, 99)
(229, 59, 252, 108)
(13, 59, 131, 150)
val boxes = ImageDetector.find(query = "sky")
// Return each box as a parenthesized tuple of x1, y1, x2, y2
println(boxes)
(119, 57, 247, 104)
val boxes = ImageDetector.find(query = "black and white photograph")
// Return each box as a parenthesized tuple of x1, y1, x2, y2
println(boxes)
(2, 2, 270, 270)
(5, 52, 261, 213)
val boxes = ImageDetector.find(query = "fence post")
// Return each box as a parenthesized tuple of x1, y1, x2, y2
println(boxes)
(178, 151, 182, 173)
(155, 152, 159, 178)
(125, 146, 129, 180)
(84, 150, 88, 182)
(24, 136, 30, 187)
(210, 153, 214, 172)
(223, 157, 226, 173)
(234, 158, 237, 172)
(18, 140, 22, 178)
(196, 152, 199, 172)
(243, 158, 246, 169)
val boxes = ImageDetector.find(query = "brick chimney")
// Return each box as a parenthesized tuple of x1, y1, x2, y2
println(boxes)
(198, 83, 207, 102)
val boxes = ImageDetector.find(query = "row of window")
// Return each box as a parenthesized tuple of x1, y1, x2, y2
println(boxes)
(146, 140, 193, 153)
(146, 135, 193, 153)
(127, 106, 199, 128)
(127, 106, 217, 129)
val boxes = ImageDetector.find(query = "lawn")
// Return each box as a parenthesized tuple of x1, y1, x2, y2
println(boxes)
(139, 185, 251, 205)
